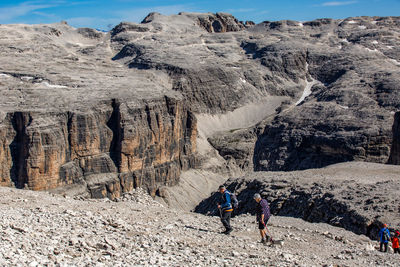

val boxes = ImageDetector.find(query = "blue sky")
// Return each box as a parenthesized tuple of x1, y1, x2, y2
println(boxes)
(0, 0, 399, 30)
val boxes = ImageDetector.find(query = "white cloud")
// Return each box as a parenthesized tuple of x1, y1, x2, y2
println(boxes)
(31, 11, 58, 19)
(0, 2, 54, 21)
(225, 8, 257, 13)
(321, 1, 358, 6)
(0, 1, 96, 23)
(257, 10, 269, 15)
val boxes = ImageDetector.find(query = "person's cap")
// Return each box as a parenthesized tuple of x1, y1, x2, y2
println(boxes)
(383, 223, 388, 227)
(218, 185, 225, 190)
(253, 193, 261, 200)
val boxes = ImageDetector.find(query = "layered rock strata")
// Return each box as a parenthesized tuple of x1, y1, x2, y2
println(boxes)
(0, 98, 196, 198)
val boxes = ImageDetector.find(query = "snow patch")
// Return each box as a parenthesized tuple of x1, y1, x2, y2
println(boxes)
(347, 20, 356, 24)
(21, 76, 34, 81)
(365, 48, 378, 53)
(40, 82, 68, 88)
(358, 26, 366, 30)
(0, 73, 11, 78)
(389, 59, 400, 66)
(296, 63, 319, 106)
(387, 46, 394, 49)
(298, 23, 303, 27)
(239, 78, 247, 84)
(338, 105, 349, 110)
(340, 39, 349, 43)
(371, 21, 377, 25)
(296, 78, 317, 106)
(371, 40, 378, 45)
(74, 42, 92, 47)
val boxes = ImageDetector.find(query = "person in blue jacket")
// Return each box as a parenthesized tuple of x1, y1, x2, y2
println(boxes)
(217, 185, 233, 235)
(379, 223, 391, 252)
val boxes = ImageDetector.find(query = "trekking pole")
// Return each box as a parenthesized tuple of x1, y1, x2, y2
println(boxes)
(263, 221, 274, 243)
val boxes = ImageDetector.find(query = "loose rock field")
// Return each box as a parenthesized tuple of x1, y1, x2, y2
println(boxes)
(1, 187, 399, 266)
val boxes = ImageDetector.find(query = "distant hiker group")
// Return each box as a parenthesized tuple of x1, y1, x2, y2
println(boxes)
(217, 185, 400, 250)
(217, 185, 273, 244)
(379, 224, 400, 254)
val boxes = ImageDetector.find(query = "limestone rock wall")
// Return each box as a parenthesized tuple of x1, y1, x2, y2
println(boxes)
(389, 112, 400, 164)
(0, 97, 197, 199)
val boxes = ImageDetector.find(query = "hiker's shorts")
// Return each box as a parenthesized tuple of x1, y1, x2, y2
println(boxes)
(258, 218, 269, 230)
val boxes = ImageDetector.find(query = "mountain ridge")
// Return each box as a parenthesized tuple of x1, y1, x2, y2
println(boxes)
(0, 12, 399, 199)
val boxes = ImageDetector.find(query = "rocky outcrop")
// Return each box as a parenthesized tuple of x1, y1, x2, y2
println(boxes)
(195, 162, 400, 240)
(389, 112, 400, 164)
(253, 103, 394, 171)
(208, 127, 259, 171)
(195, 12, 246, 33)
(0, 98, 197, 199)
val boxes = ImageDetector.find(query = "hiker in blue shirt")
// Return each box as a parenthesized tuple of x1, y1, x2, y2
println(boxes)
(379, 223, 391, 252)
(217, 185, 233, 235)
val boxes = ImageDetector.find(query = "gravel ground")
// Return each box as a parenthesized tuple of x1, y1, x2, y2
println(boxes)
(1, 186, 399, 266)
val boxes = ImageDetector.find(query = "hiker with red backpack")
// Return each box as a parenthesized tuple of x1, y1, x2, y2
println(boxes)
(392, 231, 400, 254)
(253, 193, 271, 244)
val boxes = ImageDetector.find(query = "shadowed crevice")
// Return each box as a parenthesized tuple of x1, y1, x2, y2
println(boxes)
(9, 112, 32, 189)
(107, 99, 123, 173)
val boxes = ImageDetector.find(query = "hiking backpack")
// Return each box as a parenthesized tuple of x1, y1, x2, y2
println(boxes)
(383, 230, 390, 241)
(230, 192, 239, 210)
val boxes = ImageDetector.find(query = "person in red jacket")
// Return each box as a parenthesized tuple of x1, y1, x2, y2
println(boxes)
(392, 231, 400, 254)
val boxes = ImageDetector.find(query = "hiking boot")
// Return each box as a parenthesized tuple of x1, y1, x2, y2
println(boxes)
(224, 229, 233, 235)
(261, 238, 267, 244)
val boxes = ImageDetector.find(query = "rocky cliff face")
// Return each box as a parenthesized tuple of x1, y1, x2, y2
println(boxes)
(0, 97, 196, 198)
(389, 112, 400, 164)
(196, 16, 400, 171)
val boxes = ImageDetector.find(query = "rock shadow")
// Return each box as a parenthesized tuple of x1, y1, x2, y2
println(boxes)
(107, 99, 123, 172)
(9, 112, 32, 189)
